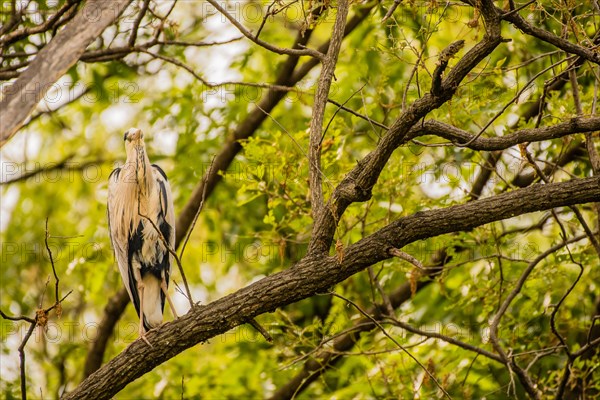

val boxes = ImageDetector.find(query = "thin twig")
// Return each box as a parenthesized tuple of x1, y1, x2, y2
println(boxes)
(326, 98, 389, 130)
(385, 316, 504, 363)
(18, 322, 36, 400)
(45, 291, 73, 314)
(389, 248, 425, 270)
(45, 218, 59, 305)
(248, 318, 273, 342)
(255, 104, 334, 191)
(489, 234, 589, 400)
(382, 0, 402, 22)
(367, 266, 394, 316)
(321, 83, 369, 145)
(139, 213, 194, 308)
(0, 310, 35, 324)
(500, 0, 537, 18)
(179, 156, 215, 261)
(128, 0, 150, 48)
(204, 0, 323, 59)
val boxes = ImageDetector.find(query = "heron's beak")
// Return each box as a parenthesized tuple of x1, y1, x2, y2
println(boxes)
(125, 128, 143, 142)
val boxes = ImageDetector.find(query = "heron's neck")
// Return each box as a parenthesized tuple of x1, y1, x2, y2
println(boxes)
(125, 144, 154, 195)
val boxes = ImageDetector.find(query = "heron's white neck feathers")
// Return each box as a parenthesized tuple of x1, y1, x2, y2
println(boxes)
(112, 142, 159, 238)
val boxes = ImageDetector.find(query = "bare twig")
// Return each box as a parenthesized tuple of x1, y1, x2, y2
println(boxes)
(138, 213, 194, 308)
(178, 156, 215, 261)
(326, 98, 389, 130)
(204, 0, 323, 59)
(458, 56, 578, 148)
(389, 248, 426, 270)
(45, 218, 59, 305)
(322, 83, 370, 143)
(367, 266, 394, 316)
(0, 311, 35, 324)
(553, 253, 584, 399)
(385, 316, 504, 363)
(0, 218, 72, 400)
(18, 322, 36, 400)
(128, 0, 150, 47)
(248, 318, 273, 342)
(382, 0, 402, 22)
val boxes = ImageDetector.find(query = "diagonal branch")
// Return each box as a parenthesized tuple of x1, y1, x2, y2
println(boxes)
(64, 176, 600, 400)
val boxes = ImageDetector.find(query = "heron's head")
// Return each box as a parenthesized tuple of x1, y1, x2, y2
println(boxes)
(123, 128, 147, 164)
(124, 127, 144, 143)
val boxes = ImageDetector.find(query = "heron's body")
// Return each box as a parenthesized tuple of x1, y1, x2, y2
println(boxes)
(107, 128, 177, 337)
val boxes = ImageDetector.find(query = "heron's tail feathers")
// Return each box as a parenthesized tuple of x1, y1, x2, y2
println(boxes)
(142, 275, 163, 331)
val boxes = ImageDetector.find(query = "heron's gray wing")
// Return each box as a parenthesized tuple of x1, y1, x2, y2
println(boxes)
(107, 168, 135, 304)
(152, 164, 175, 282)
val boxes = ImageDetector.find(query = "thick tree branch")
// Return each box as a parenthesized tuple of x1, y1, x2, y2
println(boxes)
(0, 0, 133, 147)
(408, 116, 600, 150)
(308, 0, 349, 239)
(64, 176, 600, 399)
(271, 117, 591, 399)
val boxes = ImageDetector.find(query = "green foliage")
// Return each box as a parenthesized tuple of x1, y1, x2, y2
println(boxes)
(1, 0, 599, 398)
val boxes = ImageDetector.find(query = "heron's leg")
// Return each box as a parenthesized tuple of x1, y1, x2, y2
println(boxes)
(161, 278, 179, 318)
(137, 282, 151, 346)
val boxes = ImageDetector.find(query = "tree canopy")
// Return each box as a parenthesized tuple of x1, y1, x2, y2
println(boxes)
(1, 0, 599, 399)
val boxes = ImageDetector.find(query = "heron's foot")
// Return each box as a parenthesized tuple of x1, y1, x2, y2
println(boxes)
(139, 331, 152, 347)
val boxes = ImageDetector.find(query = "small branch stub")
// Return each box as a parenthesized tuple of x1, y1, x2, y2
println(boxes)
(389, 248, 425, 270)
(431, 40, 465, 96)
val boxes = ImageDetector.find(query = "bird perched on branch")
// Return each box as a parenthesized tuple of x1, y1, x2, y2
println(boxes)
(107, 128, 178, 342)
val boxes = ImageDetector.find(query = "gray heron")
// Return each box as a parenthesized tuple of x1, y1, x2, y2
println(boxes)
(107, 128, 178, 342)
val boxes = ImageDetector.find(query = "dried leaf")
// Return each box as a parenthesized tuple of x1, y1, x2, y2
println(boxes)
(409, 269, 419, 297)
(518, 142, 529, 158)
(335, 239, 344, 263)
(36, 309, 48, 328)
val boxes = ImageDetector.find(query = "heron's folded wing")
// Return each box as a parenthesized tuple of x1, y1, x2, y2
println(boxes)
(152, 165, 176, 285)
(107, 168, 134, 301)
(152, 164, 176, 247)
